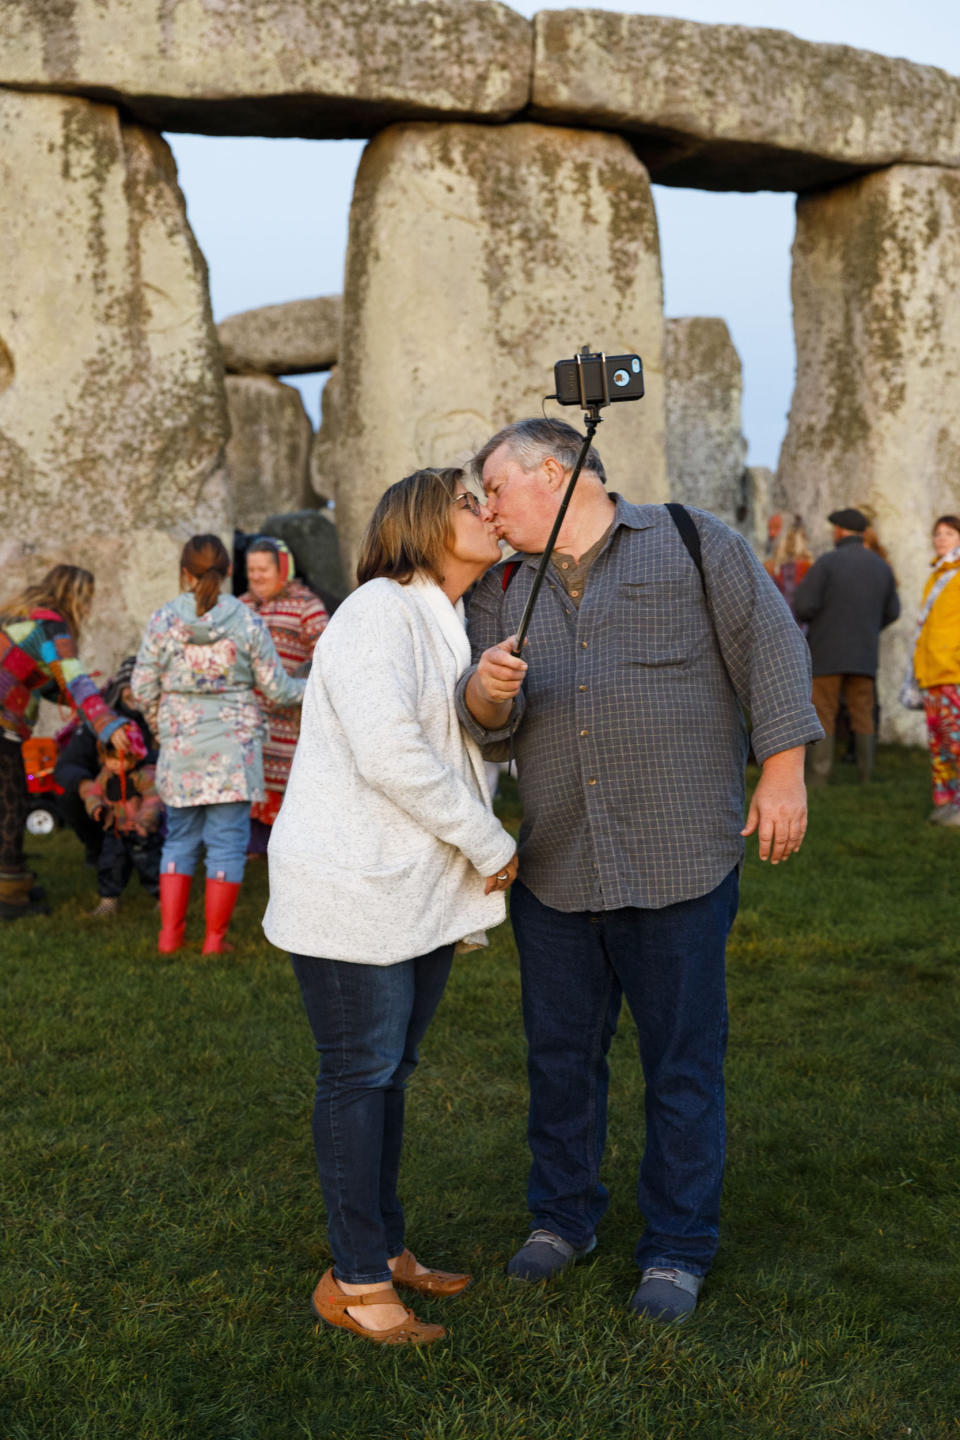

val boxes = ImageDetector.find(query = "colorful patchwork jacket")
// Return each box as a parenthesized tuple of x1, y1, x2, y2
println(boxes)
(0, 609, 124, 743)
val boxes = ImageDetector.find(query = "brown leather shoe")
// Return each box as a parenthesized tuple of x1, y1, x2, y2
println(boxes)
(390, 1247, 473, 1298)
(311, 1268, 445, 1345)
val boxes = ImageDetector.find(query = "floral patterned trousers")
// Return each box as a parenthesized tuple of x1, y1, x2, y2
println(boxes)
(922, 685, 960, 807)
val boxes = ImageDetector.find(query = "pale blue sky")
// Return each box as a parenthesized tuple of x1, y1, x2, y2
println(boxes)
(166, 0, 960, 469)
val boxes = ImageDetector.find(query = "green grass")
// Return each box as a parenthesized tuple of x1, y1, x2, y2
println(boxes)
(2, 748, 959, 1439)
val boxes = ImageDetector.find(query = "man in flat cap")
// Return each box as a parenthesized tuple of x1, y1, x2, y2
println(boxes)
(794, 508, 900, 783)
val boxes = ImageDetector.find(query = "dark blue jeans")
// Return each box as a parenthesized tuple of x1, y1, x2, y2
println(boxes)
(510, 869, 739, 1276)
(291, 945, 454, 1285)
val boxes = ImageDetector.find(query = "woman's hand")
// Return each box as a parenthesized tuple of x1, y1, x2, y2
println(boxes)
(484, 851, 518, 895)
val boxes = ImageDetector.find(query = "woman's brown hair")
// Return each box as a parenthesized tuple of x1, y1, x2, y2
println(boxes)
(356, 468, 463, 587)
(0, 564, 95, 641)
(181, 534, 230, 616)
(933, 515, 960, 536)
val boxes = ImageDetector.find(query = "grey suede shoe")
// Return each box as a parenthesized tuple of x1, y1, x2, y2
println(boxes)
(927, 804, 958, 824)
(630, 1266, 703, 1323)
(506, 1228, 596, 1281)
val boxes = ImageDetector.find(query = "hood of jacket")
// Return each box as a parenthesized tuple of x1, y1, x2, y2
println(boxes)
(169, 590, 241, 644)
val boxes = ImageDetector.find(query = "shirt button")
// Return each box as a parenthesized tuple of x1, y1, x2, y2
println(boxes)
(581, 641, 588, 649)
(578, 684, 587, 692)
(588, 777, 597, 785)
(561, 562, 569, 570)
(571, 590, 580, 598)
(580, 729, 588, 737)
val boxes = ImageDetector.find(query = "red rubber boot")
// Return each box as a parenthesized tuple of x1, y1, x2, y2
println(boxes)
(158, 871, 192, 954)
(201, 878, 242, 954)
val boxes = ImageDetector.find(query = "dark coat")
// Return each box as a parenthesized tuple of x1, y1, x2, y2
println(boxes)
(793, 537, 900, 677)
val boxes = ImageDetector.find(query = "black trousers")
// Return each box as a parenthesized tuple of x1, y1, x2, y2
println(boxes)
(97, 829, 162, 899)
(0, 739, 27, 872)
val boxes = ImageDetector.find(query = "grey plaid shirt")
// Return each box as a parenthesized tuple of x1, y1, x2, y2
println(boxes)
(456, 497, 823, 913)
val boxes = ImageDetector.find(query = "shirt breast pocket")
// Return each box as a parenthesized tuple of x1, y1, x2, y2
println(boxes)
(614, 581, 695, 668)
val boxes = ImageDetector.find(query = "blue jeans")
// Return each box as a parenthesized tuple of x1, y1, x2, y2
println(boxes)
(509, 869, 739, 1275)
(291, 945, 454, 1285)
(161, 802, 250, 885)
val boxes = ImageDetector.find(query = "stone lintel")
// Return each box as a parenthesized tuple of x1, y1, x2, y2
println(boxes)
(218, 298, 342, 376)
(531, 11, 960, 193)
(0, 0, 532, 138)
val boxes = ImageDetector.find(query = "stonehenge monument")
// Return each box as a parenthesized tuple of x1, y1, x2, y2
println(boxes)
(1, 0, 958, 743)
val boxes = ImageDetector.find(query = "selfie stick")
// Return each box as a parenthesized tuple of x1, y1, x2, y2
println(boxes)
(512, 405, 602, 657)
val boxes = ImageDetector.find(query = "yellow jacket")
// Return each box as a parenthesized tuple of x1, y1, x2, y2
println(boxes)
(914, 555, 960, 688)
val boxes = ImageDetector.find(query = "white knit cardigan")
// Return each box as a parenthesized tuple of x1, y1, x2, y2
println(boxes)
(262, 575, 516, 963)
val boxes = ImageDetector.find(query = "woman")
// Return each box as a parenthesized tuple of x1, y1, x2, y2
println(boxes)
(913, 515, 960, 823)
(0, 565, 131, 921)
(764, 514, 813, 617)
(263, 469, 519, 1346)
(132, 535, 306, 954)
(240, 538, 329, 854)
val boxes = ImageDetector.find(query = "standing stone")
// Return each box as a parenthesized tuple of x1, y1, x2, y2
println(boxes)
(777, 165, 960, 743)
(0, 0, 531, 138)
(328, 121, 667, 579)
(223, 375, 313, 532)
(0, 90, 228, 677)
(744, 466, 778, 558)
(309, 368, 342, 507)
(664, 318, 747, 531)
(218, 297, 341, 376)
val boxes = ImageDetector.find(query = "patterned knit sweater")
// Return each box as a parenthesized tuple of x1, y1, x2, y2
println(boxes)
(0, 609, 123, 743)
(240, 581, 329, 803)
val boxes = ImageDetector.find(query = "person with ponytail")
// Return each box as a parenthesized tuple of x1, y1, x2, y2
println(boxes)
(131, 535, 306, 954)
(0, 564, 132, 921)
(240, 537, 329, 853)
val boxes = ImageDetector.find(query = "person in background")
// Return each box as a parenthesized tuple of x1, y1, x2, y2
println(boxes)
(764, 514, 813, 618)
(264, 468, 517, 1347)
(54, 656, 156, 871)
(0, 565, 131, 922)
(913, 515, 960, 825)
(240, 537, 329, 855)
(80, 723, 163, 917)
(794, 507, 900, 786)
(132, 535, 305, 955)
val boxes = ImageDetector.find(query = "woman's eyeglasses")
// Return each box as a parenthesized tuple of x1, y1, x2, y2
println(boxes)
(453, 491, 484, 517)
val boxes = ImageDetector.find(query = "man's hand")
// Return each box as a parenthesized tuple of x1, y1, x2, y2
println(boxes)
(483, 851, 518, 895)
(464, 636, 527, 730)
(740, 745, 807, 864)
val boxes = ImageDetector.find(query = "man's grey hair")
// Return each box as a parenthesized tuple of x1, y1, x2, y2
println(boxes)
(472, 418, 606, 486)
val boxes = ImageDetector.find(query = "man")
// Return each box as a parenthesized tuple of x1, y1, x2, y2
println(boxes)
(793, 507, 900, 785)
(455, 418, 822, 1323)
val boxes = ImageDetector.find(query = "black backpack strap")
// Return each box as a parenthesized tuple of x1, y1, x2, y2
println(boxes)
(665, 503, 706, 596)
